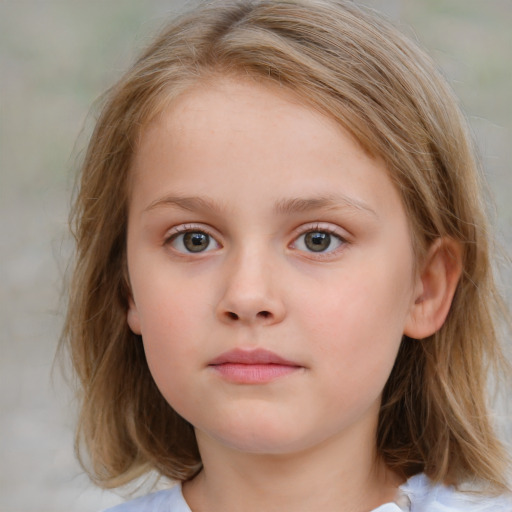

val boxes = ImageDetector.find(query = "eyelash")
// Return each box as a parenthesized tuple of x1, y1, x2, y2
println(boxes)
(289, 223, 348, 258)
(164, 224, 221, 254)
(164, 223, 348, 256)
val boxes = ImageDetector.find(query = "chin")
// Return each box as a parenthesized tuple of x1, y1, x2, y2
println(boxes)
(202, 419, 321, 456)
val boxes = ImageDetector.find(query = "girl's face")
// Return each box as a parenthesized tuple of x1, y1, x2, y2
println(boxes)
(126, 77, 420, 457)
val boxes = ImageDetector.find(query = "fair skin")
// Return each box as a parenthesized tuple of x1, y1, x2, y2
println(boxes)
(126, 77, 461, 512)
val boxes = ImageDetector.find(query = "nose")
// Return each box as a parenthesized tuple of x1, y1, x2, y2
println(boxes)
(216, 247, 286, 326)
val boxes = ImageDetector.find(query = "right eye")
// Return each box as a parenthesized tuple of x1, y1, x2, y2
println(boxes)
(167, 230, 220, 253)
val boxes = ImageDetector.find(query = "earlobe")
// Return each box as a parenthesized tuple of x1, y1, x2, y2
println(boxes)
(404, 238, 462, 340)
(127, 296, 142, 335)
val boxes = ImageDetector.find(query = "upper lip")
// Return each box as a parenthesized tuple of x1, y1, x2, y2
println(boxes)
(208, 348, 300, 366)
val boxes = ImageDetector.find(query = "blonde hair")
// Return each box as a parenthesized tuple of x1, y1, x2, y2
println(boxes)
(61, 0, 510, 491)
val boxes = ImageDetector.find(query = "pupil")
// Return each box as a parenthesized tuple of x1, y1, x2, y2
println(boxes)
(184, 232, 209, 252)
(305, 232, 330, 252)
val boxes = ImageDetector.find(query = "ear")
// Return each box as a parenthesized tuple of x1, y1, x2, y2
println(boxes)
(404, 238, 462, 340)
(127, 296, 142, 335)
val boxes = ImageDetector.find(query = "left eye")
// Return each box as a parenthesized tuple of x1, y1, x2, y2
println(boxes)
(168, 231, 220, 253)
(293, 230, 344, 253)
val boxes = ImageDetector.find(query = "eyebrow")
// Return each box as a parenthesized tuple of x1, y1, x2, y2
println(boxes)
(274, 195, 377, 217)
(144, 193, 377, 217)
(144, 195, 226, 213)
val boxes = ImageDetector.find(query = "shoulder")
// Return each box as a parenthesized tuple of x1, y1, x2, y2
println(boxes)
(101, 484, 190, 512)
(402, 473, 512, 512)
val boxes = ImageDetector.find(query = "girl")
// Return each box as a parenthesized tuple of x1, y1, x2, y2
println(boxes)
(61, 1, 512, 510)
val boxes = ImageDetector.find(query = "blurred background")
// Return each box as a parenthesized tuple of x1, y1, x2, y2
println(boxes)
(1, 1, 510, 510)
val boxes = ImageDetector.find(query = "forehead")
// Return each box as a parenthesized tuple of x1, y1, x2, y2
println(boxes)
(139, 76, 347, 152)
(129, 76, 404, 223)
(134, 77, 369, 174)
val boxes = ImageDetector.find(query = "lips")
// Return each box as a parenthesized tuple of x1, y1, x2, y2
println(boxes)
(208, 348, 302, 384)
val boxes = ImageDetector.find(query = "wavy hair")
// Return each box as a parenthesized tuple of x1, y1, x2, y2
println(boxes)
(61, 0, 510, 491)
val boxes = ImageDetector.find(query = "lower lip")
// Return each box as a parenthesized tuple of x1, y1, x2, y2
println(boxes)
(210, 363, 300, 384)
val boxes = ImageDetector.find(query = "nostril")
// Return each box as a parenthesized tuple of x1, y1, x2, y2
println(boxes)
(222, 310, 273, 322)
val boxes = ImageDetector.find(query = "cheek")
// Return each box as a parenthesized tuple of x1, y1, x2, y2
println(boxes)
(133, 276, 206, 380)
(141, 296, 201, 353)
(140, 316, 202, 419)
(297, 259, 412, 379)
(133, 263, 209, 333)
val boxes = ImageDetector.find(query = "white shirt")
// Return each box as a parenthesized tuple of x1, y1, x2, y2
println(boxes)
(103, 473, 512, 511)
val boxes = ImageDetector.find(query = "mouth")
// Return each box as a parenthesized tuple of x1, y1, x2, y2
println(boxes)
(208, 348, 303, 384)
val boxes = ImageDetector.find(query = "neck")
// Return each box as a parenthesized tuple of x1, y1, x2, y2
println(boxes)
(183, 428, 403, 512)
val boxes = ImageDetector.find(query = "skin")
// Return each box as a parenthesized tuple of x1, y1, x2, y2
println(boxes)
(126, 77, 460, 512)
